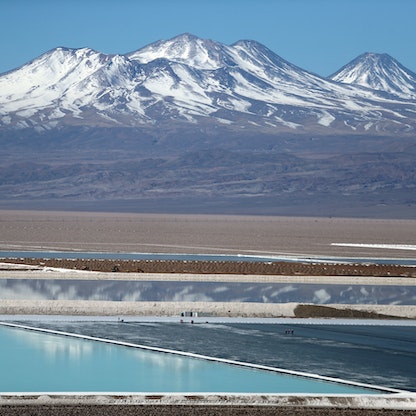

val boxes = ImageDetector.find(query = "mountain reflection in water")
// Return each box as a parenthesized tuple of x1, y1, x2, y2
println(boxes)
(1, 279, 415, 305)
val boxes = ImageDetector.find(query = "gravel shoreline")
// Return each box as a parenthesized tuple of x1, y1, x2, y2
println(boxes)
(2, 257, 416, 277)
(1, 404, 414, 416)
(2, 394, 416, 415)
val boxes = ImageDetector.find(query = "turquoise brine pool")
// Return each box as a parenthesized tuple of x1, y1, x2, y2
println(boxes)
(0, 325, 383, 394)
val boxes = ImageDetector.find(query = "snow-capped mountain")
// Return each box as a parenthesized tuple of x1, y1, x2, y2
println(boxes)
(330, 52, 416, 99)
(1, 35, 416, 216)
(1, 34, 415, 134)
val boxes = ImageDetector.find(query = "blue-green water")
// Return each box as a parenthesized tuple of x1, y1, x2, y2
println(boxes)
(0, 326, 381, 394)
(18, 320, 415, 392)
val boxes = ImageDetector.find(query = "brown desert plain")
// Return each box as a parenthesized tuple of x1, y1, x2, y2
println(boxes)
(1, 209, 415, 257)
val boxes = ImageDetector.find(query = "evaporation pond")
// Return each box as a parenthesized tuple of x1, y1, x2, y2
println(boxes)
(0, 325, 378, 394)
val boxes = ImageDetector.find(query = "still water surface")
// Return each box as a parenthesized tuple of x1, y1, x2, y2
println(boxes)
(18, 321, 415, 392)
(0, 325, 380, 394)
(1, 278, 414, 305)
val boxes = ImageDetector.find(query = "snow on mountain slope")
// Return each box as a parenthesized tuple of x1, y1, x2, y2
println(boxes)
(330, 52, 416, 99)
(131, 35, 372, 109)
(129, 35, 416, 127)
(128, 33, 235, 70)
(1, 35, 416, 133)
(0, 48, 154, 127)
(0, 48, 107, 115)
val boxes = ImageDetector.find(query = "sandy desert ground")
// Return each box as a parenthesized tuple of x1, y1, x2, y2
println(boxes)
(0, 210, 415, 258)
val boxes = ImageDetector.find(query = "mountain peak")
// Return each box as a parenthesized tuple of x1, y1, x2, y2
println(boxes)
(330, 52, 416, 98)
(127, 33, 232, 69)
(41, 46, 102, 59)
(359, 51, 393, 60)
(352, 52, 407, 70)
(171, 32, 199, 42)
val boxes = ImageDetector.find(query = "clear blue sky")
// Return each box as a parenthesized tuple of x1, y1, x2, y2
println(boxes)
(1, 0, 415, 76)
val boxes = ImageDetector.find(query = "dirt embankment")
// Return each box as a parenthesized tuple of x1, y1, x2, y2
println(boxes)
(1, 257, 415, 277)
(293, 304, 406, 319)
(0, 404, 413, 416)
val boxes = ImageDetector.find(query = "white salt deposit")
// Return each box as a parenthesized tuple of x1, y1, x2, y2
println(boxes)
(332, 243, 416, 251)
